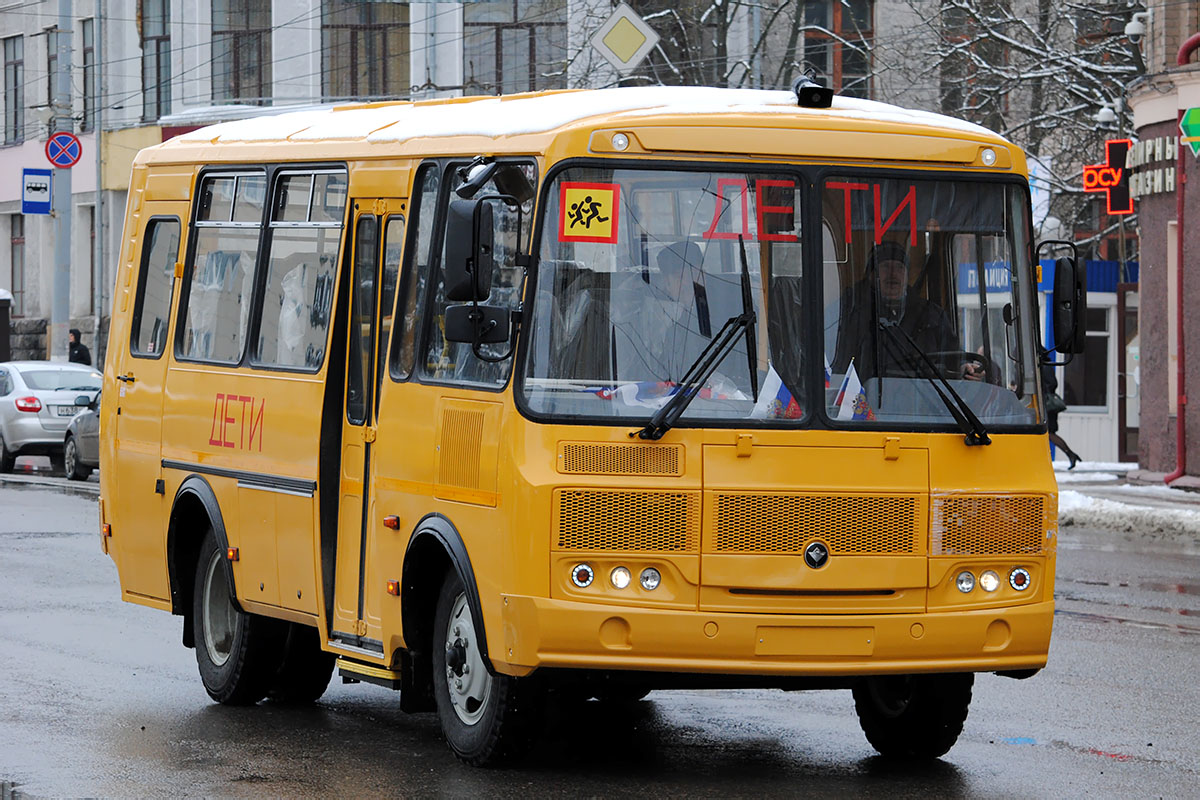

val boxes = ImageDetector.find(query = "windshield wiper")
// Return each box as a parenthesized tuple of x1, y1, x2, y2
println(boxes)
(877, 319, 991, 446)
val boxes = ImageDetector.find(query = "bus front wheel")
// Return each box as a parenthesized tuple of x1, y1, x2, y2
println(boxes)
(432, 570, 541, 765)
(193, 530, 284, 705)
(852, 672, 973, 759)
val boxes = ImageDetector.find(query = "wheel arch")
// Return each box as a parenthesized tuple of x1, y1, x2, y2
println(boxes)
(401, 513, 493, 675)
(167, 474, 238, 648)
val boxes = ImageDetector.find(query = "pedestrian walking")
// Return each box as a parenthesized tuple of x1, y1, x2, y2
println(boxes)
(1041, 360, 1080, 469)
(68, 329, 92, 366)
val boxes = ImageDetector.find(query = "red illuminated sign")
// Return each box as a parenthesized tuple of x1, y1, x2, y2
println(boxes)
(1083, 139, 1133, 216)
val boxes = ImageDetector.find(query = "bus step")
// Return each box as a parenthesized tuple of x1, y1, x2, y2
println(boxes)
(337, 657, 403, 690)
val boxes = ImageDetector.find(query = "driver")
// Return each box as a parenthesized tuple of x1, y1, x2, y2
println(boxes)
(832, 241, 984, 381)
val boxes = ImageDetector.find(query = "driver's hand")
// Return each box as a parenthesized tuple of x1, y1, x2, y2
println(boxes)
(962, 361, 986, 382)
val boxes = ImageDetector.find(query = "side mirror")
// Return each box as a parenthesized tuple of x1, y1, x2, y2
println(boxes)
(75, 394, 92, 408)
(1052, 256, 1087, 354)
(445, 304, 511, 345)
(444, 198, 495, 302)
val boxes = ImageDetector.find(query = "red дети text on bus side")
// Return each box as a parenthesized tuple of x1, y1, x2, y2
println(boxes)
(208, 392, 265, 451)
(702, 178, 799, 242)
(826, 181, 918, 246)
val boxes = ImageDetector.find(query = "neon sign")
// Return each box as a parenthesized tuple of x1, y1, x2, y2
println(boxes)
(1082, 139, 1133, 216)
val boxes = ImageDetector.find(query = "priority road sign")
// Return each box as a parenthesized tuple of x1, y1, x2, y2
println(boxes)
(1182, 108, 1200, 158)
(45, 131, 82, 168)
(591, 3, 660, 76)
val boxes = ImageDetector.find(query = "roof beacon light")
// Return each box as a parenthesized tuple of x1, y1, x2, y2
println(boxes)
(792, 76, 834, 109)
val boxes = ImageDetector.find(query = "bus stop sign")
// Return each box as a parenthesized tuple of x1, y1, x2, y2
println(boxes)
(45, 131, 82, 168)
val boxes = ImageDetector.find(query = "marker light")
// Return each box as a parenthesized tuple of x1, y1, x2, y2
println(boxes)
(226, 547, 239, 562)
(14, 396, 41, 413)
(979, 570, 1001, 592)
(611, 133, 630, 151)
(981, 148, 997, 166)
(640, 567, 661, 591)
(571, 564, 594, 588)
(611, 566, 632, 590)
(386, 579, 400, 596)
(1010, 567, 1031, 591)
(956, 571, 976, 593)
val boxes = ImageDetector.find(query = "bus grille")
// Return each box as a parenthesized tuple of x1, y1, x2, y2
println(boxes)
(710, 493, 919, 554)
(559, 442, 683, 476)
(931, 494, 1048, 555)
(555, 489, 700, 551)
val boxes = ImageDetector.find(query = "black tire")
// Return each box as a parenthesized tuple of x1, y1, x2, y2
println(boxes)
(853, 673, 974, 759)
(267, 622, 336, 704)
(0, 434, 14, 473)
(432, 570, 542, 766)
(193, 530, 285, 705)
(64, 436, 91, 481)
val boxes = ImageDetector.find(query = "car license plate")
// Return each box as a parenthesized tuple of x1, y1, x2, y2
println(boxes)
(56, 405, 79, 417)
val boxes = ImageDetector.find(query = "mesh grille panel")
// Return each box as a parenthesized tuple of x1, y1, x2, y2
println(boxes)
(556, 489, 699, 551)
(931, 494, 1046, 555)
(437, 408, 484, 489)
(712, 493, 919, 554)
(560, 442, 682, 476)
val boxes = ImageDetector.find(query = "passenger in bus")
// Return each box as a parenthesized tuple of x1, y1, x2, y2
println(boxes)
(832, 241, 985, 382)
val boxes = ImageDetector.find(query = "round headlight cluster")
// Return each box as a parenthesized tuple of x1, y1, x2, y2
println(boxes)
(955, 567, 1033, 594)
(570, 563, 662, 591)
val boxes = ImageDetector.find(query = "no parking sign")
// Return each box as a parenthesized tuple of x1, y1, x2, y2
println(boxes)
(45, 131, 82, 168)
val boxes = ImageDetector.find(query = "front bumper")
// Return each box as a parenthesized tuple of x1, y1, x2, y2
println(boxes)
(497, 594, 1053, 678)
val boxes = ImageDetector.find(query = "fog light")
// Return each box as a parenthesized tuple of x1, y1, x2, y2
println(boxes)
(980, 570, 1001, 592)
(571, 563, 594, 588)
(1009, 567, 1031, 591)
(956, 571, 976, 593)
(611, 566, 631, 589)
(981, 147, 997, 166)
(612, 132, 630, 151)
(640, 567, 661, 591)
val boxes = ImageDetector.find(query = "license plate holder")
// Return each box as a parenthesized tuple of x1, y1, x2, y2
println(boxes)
(56, 405, 78, 417)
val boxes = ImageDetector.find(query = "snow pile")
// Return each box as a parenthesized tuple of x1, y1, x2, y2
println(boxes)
(1058, 489, 1200, 538)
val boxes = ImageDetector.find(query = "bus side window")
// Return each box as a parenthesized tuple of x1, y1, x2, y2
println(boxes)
(130, 218, 181, 358)
(390, 163, 440, 381)
(421, 160, 534, 387)
(376, 215, 404, 410)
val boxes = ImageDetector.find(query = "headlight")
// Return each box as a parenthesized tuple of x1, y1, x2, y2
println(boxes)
(639, 567, 661, 591)
(956, 571, 976, 593)
(979, 570, 1001, 592)
(610, 566, 631, 589)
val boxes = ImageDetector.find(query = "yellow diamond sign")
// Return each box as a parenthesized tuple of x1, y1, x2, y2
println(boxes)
(591, 3, 660, 75)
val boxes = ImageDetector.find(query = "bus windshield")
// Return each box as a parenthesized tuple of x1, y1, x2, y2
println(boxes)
(522, 165, 1042, 431)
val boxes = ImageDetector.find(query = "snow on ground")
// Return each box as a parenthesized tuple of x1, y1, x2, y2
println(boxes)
(1054, 471, 1119, 483)
(1058, 489, 1200, 539)
(1052, 460, 1138, 473)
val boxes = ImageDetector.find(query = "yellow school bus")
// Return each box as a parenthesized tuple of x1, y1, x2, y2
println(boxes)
(100, 84, 1084, 765)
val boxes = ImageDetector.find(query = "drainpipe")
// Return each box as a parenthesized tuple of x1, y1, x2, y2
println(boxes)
(1165, 33, 1200, 483)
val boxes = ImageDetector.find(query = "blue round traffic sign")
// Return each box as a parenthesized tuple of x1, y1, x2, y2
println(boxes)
(45, 131, 82, 168)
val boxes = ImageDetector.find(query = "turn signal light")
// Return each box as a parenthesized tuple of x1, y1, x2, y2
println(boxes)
(386, 579, 400, 596)
(14, 396, 41, 413)
(226, 547, 239, 561)
(383, 515, 401, 530)
(102, 523, 111, 537)
(1010, 567, 1031, 591)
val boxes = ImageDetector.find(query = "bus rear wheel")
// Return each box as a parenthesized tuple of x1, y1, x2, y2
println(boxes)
(432, 571, 541, 766)
(852, 673, 973, 759)
(193, 530, 284, 705)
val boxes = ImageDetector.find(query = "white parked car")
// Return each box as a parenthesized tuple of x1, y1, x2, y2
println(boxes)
(0, 361, 103, 474)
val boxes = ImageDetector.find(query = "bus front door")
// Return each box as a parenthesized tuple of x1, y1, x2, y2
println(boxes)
(331, 203, 396, 651)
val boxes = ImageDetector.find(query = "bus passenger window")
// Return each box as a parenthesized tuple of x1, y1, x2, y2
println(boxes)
(252, 170, 347, 371)
(390, 164, 440, 381)
(422, 161, 534, 387)
(130, 219, 180, 358)
(377, 215, 404, 407)
(180, 172, 265, 363)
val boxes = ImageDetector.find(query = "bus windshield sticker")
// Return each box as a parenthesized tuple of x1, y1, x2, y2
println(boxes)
(558, 182, 620, 243)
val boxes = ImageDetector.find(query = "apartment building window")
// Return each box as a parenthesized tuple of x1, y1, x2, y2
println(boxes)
(46, 27, 58, 106)
(463, 0, 567, 95)
(10, 216, 25, 317)
(213, 0, 272, 104)
(82, 19, 95, 132)
(803, 0, 872, 98)
(2, 36, 21, 144)
(322, 1, 410, 101)
(141, 0, 171, 121)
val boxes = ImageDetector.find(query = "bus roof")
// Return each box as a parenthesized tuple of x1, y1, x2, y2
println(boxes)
(144, 87, 1009, 164)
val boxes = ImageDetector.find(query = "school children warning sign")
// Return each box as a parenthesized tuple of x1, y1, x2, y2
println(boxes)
(559, 182, 620, 243)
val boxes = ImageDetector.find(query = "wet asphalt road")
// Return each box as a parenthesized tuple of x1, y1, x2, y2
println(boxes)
(1, 482, 1197, 798)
